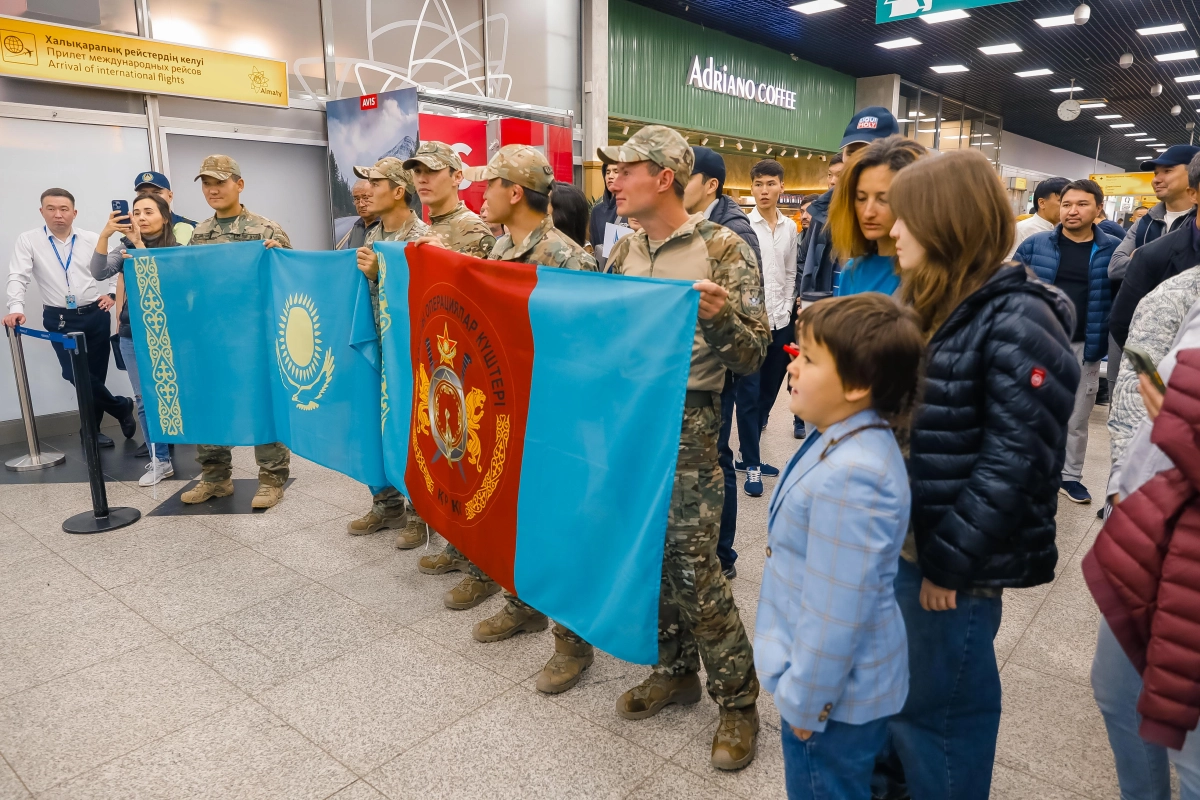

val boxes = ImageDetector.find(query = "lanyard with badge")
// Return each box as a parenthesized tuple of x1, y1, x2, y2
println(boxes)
(45, 225, 78, 313)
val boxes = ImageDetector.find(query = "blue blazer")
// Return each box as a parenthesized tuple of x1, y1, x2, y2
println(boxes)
(1013, 224, 1118, 362)
(754, 409, 910, 731)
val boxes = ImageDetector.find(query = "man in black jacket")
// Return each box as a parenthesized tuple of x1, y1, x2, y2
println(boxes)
(1111, 152, 1200, 349)
(684, 146, 762, 579)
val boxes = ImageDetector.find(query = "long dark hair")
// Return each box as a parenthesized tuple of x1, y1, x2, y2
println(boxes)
(130, 192, 178, 248)
(549, 181, 589, 246)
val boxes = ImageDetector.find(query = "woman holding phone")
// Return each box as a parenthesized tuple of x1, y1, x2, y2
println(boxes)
(91, 192, 179, 486)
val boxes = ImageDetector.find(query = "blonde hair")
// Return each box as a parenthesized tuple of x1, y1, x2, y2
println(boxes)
(829, 135, 926, 263)
(889, 150, 1014, 336)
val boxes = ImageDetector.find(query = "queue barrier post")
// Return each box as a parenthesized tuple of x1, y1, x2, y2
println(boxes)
(5, 326, 66, 472)
(56, 330, 140, 534)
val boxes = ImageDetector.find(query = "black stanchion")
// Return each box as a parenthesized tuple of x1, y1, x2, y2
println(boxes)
(61, 331, 140, 534)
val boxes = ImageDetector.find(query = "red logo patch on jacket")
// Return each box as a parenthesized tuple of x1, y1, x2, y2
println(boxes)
(1031, 367, 1046, 388)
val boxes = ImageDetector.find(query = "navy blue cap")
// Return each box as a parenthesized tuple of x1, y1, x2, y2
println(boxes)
(691, 146, 726, 190)
(840, 106, 900, 149)
(134, 170, 170, 190)
(1140, 145, 1200, 171)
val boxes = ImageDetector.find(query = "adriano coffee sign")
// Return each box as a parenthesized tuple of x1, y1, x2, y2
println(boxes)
(686, 55, 797, 110)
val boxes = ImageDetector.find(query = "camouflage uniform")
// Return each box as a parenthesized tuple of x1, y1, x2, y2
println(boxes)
(403, 141, 497, 259)
(601, 127, 768, 712)
(189, 155, 292, 488)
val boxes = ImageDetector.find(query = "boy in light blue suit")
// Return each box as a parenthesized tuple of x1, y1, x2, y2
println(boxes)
(755, 294, 924, 800)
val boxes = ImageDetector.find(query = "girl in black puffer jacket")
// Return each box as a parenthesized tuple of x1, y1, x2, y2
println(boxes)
(882, 151, 1080, 800)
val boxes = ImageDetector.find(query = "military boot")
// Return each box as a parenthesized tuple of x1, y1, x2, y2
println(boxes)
(472, 602, 549, 643)
(615, 672, 702, 720)
(251, 483, 284, 509)
(347, 510, 406, 536)
(394, 517, 427, 549)
(181, 479, 234, 504)
(443, 575, 501, 609)
(535, 639, 594, 694)
(418, 548, 469, 575)
(710, 707, 759, 771)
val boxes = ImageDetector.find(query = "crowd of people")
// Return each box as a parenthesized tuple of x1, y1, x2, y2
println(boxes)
(7, 101, 1200, 798)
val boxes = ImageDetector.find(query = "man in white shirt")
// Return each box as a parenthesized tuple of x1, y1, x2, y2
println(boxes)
(745, 159, 798, 497)
(1009, 176, 1069, 259)
(3, 188, 135, 447)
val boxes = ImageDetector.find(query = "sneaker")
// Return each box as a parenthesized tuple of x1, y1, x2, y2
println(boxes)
(793, 419, 806, 440)
(744, 467, 763, 498)
(138, 459, 173, 486)
(722, 563, 737, 580)
(734, 460, 779, 477)
(1060, 480, 1092, 504)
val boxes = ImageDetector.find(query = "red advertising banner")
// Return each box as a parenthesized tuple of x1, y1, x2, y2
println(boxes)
(417, 113, 488, 213)
(499, 118, 573, 182)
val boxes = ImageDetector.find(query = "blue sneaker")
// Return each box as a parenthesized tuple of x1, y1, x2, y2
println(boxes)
(1060, 480, 1092, 504)
(744, 467, 763, 497)
(734, 459, 779, 477)
(793, 419, 806, 439)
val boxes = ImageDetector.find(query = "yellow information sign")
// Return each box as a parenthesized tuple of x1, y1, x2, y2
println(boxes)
(0, 14, 288, 107)
(1090, 172, 1156, 197)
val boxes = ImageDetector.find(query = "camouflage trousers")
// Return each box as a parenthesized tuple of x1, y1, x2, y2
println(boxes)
(495, 592, 590, 649)
(197, 443, 289, 487)
(443, 541, 490, 581)
(657, 404, 759, 711)
(370, 485, 407, 517)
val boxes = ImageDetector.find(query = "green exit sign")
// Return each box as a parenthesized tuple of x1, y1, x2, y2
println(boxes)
(877, 0, 1018, 24)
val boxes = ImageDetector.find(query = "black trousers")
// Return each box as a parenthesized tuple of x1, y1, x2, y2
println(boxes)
(41, 303, 127, 428)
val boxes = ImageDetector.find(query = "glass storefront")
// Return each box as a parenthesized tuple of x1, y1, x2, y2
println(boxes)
(898, 81, 1003, 165)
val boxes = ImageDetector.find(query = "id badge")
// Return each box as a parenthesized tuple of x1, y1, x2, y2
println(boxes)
(65, 293, 76, 310)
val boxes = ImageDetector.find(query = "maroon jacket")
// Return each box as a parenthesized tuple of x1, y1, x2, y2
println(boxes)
(1082, 349, 1200, 750)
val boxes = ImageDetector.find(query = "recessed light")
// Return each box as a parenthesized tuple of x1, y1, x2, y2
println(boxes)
(1015, 68, 1054, 77)
(1190, 94, 1200, 100)
(790, 0, 845, 13)
(931, 64, 970, 73)
(1136, 138, 1155, 141)
(1124, 132, 1149, 136)
(1079, 102, 1107, 108)
(1035, 14, 1075, 27)
(1157, 50, 1199, 62)
(1094, 114, 1121, 118)
(1138, 23, 1186, 35)
(877, 37, 921, 49)
(1176, 75, 1200, 83)
(917, 128, 937, 133)
(920, 9, 969, 23)
(1156, 148, 1169, 152)
(1111, 123, 1136, 128)
(979, 43, 1022, 55)
(1051, 86, 1082, 93)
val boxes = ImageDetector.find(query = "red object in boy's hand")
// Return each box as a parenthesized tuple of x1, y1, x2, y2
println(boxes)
(782, 343, 800, 358)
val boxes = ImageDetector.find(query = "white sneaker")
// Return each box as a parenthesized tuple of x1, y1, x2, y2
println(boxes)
(139, 460, 174, 486)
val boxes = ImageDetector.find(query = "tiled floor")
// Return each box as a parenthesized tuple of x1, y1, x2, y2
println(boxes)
(0, 399, 1120, 799)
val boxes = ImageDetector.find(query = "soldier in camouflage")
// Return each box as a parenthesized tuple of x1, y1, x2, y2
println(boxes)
(601, 125, 769, 771)
(182, 155, 293, 510)
(346, 158, 431, 536)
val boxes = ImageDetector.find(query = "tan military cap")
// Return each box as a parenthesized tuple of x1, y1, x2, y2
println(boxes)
(404, 141, 463, 172)
(462, 144, 554, 194)
(195, 154, 241, 181)
(597, 125, 693, 188)
(353, 157, 415, 192)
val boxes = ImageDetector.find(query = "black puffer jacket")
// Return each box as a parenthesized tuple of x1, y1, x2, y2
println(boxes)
(707, 193, 762, 276)
(910, 265, 1081, 591)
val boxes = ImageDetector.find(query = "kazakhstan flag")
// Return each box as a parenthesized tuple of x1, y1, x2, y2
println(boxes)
(123, 242, 387, 487)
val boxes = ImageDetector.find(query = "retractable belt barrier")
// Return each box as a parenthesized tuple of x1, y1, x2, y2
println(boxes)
(5, 325, 66, 472)
(8, 325, 140, 534)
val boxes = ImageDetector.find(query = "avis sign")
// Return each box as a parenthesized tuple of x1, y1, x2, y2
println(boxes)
(877, 0, 1017, 23)
(686, 56, 796, 110)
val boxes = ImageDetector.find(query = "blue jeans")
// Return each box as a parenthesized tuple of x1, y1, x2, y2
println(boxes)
(1092, 619, 1200, 800)
(119, 336, 168, 461)
(888, 558, 1002, 800)
(717, 373, 737, 569)
(782, 718, 889, 800)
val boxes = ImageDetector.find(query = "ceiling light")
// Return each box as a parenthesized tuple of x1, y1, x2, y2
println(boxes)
(621, 125, 629, 135)
(1094, 113, 1121, 118)
(1079, 102, 1106, 108)
(1156, 148, 1169, 152)
(1189, 94, 1200, 100)
(766, 147, 774, 154)
(1124, 132, 1148, 136)
(790, 0, 845, 13)
(1138, 23, 1186, 35)
(920, 9, 969, 23)
(1157, 50, 1199, 62)
(1015, 68, 1054, 77)
(1051, 86, 1082, 93)
(807, 152, 813, 159)
(701, 137, 708, 145)
(1110, 123, 1135, 128)
(917, 128, 937, 133)
(1176, 75, 1200, 83)
(1035, 15, 1075, 27)
(735, 141, 742, 150)
(820, 154, 827, 161)
(752, 143, 758, 152)
(1136, 137, 1155, 141)
(793, 151, 799, 158)
(877, 37, 921, 49)
(979, 43, 1022, 55)
(719, 138, 725, 147)
(931, 64, 969, 73)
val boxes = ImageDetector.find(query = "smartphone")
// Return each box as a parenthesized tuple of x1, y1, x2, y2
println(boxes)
(1124, 344, 1167, 394)
(111, 199, 130, 223)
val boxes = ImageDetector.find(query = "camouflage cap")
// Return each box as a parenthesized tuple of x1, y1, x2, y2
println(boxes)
(195, 154, 241, 181)
(596, 125, 693, 188)
(403, 141, 463, 172)
(353, 157, 416, 193)
(462, 144, 554, 194)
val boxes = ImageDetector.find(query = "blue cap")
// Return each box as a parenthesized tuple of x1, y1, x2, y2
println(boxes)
(134, 170, 170, 190)
(1140, 145, 1200, 171)
(690, 146, 726, 190)
(840, 106, 900, 149)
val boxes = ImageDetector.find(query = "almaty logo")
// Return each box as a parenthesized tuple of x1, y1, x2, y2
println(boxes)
(276, 293, 335, 411)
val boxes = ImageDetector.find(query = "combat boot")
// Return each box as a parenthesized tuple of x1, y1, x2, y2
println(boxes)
(418, 549, 469, 574)
(181, 479, 234, 504)
(347, 510, 406, 536)
(535, 639, 594, 694)
(615, 671, 702, 720)
(394, 517, 427, 549)
(443, 575, 501, 609)
(472, 602, 549, 643)
(710, 707, 759, 771)
(251, 483, 284, 509)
